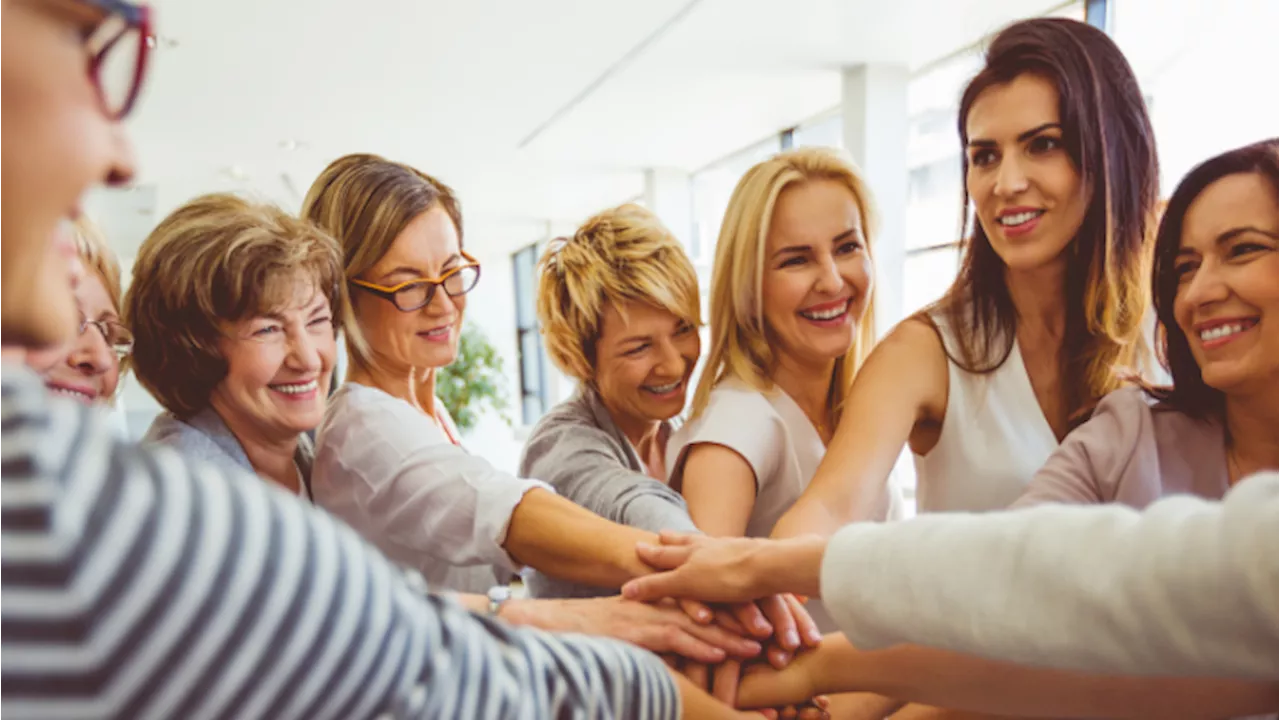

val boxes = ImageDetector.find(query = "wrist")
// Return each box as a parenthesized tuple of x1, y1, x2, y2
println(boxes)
(757, 535, 826, 598)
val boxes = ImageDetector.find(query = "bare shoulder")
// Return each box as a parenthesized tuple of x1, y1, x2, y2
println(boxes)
(856, 316, 949, 417)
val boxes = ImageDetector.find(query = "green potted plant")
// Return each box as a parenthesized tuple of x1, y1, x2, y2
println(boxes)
(437, 323, 512, 433)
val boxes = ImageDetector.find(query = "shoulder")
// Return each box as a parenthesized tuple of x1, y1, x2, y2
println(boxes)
(521, 395, 627, 471)
(323, 384, 436, 439)
(698, 378, 781, 420)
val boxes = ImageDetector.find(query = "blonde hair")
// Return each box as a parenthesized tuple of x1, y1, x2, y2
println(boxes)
(71, 217, 123, 314)
(691, 147, 878, 424)
(537, 203, 701, 382)
(123, 193, 344, 418)
(301, 153, 463, 371)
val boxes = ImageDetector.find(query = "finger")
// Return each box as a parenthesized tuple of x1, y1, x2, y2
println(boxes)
(711, 659, 742, 705)
(767, 644, 794, 670)
(784, 594, 823, 647)
(796, 706, 828, 720)
(685, 617, 763, 658)
(759, 710, 779, 720)
(759, 595, 800, 651)
(636, 542, 695, 571)
(714, 608, 749, 636)
(657, 625, 728, 665)
(622, 571, 685, 603)
(811, 695, 830, 710)
(678, 598, 714, 625)
(684, 662, 709, 692)
(657, 529, 701, 546)
(731, 602, 774, 639)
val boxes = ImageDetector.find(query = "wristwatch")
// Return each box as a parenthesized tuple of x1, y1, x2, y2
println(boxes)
(486, 585, 512, 617)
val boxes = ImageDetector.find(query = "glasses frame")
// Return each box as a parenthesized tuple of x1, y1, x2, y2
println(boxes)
(350, 252, 483, 313)
(82, 0, 153, 120)
(80, 317, 134, 358)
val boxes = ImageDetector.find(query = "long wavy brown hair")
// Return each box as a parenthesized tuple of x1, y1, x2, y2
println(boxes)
(929, 17, 1160, 430)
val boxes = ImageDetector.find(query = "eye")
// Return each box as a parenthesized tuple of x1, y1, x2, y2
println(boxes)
(1228, 241, 1271, 259)
(623, 343, 650, 357)
(779, 255, 807, 269)
(835, 239, 863, 256)
(1028, 135, 1063, 154)
(969, 149, 997, 168)
(253, 324, 283, 337)
(674, 323, 695, 336)
(309, 315, 334, 327)
(1173, 258, 1199, 283)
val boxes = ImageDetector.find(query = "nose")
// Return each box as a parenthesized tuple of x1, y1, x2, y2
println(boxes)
(103, 122, 137, 187)
(993, 154, 1029, 198)
(1180, 258, 1230, 311)
(423, 284, 458, 317)
(654, 338, 686, 379)
(286, 328, 324, 374)
(69, 324, 114, 377)
(814, 253, 843, 295)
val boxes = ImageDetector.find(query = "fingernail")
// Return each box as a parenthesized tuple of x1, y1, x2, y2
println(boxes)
(807, 628, 823, 644)
(637, 542, 655, 552)
(785, 630, 800, 648)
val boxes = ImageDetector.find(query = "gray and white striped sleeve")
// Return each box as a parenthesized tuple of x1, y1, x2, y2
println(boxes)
(1, 371, 679, 720)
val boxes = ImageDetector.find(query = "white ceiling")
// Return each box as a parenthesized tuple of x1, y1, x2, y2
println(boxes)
(102, 0, 1065, 253)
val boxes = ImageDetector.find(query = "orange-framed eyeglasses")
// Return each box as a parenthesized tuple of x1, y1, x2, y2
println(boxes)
(350, 253, 482, 312)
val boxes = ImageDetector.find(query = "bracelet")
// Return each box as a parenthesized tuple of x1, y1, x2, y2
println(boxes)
(487, 585, 512, 617)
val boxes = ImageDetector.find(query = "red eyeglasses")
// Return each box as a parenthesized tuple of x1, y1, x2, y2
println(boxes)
(82, 0, 153, 120)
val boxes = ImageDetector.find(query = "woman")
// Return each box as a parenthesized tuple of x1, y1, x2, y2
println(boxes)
(126, 193, 340, 498)
(520, 202, 707, 600)
(26, 216, 132, 405)
(772, 17, 1160, 538)
(303, 153, 803, 666)
(668, 147, 898, 628)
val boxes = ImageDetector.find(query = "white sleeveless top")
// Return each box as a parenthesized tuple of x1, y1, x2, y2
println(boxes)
(912, 312, 1060, 513)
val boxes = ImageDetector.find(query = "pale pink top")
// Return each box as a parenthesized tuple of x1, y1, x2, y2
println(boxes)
(1013, 387, 1233, 510)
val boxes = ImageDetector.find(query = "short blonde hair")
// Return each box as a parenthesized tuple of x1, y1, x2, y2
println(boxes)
(300, 153, 463, 371)
(692, 147, 878, 422)
(71, 217, 123, 314)
(123, 193, 344, 419)
(537, 204, 701, 382)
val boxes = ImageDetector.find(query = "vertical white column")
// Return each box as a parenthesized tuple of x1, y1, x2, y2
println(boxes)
(841, 64, 910, 337)
(643, 168, 695, 252)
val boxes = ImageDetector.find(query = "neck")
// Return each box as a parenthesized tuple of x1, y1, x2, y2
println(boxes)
(1006, 260, 1067, 342)
(599, 392, 662, 454)
(773, 350, 836, 432)
(214, 407, 300, 492)
(349, 360, 436, 415)
(1225, 378, 1280, 479)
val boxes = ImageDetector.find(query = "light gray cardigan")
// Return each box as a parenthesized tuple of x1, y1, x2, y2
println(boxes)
(519, 387, 697, 598)
(143, 408, 315, 499)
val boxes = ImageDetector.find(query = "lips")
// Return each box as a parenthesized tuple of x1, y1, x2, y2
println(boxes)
(1195, 317, 1260, 348)
(642, 379, 682, 397)
(799, 299, 851, 322)
(46, 381, 97, 404)
(270, 378, 319, 396)
(418, 324, 453, 342)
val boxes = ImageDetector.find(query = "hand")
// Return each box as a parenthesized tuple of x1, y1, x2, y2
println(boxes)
(507, 595, 762, 664)
(623, 531, 825, 603)
(737, 658, 820, 711)
(713, 598, 823, 667)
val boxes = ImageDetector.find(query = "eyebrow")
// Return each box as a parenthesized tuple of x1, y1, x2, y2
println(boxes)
(967, 122, 1063, 148)
(771, 229, 858, 259)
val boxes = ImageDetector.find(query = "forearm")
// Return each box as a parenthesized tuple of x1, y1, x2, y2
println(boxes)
(505, 488, 657, 588)
(755, 535, 827, 598)
(820, 482, 1279, 678)
(770, 497, 848, 540)
(751, 635, 1278, 719)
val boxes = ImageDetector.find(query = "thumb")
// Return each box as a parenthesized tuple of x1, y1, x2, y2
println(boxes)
(622, 571, 684, 603)
(637, 541, 694, 570)
(658, 529, 701, 546)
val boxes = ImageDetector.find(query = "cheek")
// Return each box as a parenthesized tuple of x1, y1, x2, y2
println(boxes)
(226, 348, 280, 394)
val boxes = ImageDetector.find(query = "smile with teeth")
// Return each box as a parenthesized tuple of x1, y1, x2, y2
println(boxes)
(799, 300, 850, 321)
(643, 379, 682, 395)
(49, 386, 94, 402)
(1199, 319, 1258, 343)
(271, 379, 318, 395)
(998, 210, 1045, 226)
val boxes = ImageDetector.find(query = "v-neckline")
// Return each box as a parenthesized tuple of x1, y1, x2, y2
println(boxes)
(771, 385, 828, 450)
(1007, 337, 1062, 445)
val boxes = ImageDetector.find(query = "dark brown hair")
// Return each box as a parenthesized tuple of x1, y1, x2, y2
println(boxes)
(1146, 138, 1279, 418)
(932, 17, 1159, 429)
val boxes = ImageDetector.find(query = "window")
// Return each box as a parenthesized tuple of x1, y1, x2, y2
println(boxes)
(512, 242, 550, 426)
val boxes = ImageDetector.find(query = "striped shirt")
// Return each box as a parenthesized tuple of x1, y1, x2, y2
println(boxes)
(1, 366, 679, 719)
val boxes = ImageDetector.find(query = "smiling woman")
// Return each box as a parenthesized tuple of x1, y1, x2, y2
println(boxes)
(126, 193, 342, 498)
